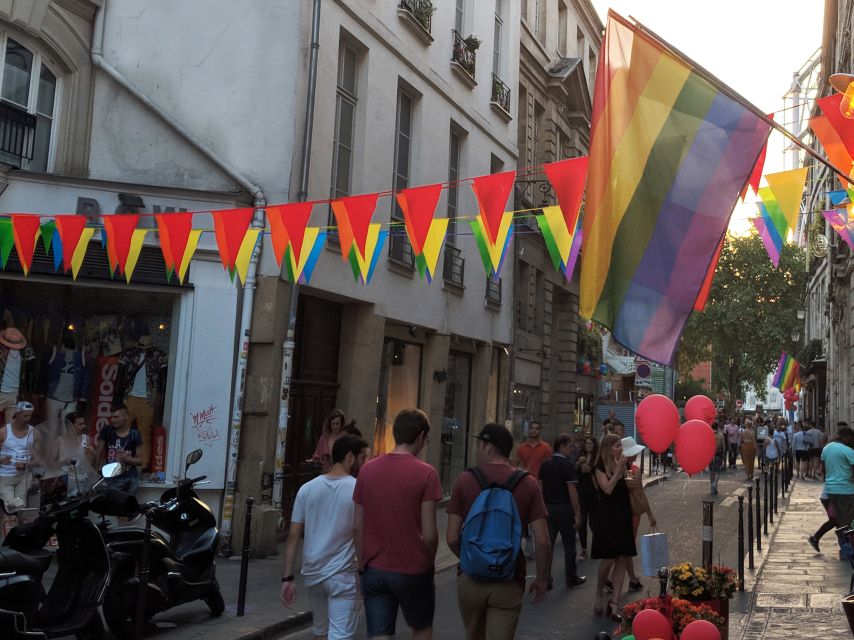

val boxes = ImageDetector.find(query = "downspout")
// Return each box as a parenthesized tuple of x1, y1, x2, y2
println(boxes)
(91, 2, 266, 551)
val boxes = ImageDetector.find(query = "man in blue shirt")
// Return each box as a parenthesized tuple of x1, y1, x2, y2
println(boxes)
(821, 425, 854, 531)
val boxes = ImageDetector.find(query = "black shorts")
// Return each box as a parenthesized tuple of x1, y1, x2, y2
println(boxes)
(795, 450, 808, 462)
(361, 566, 435, 636)
(810, 448, 821, 459)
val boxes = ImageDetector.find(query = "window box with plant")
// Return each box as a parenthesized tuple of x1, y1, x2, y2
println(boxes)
(451, 29, 477, 85)
(398, 0, 435, 43)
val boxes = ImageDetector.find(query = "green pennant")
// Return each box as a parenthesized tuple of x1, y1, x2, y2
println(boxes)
(283, 246, 296, 282)
(0, 217, 13, 268)
(469, 219, 493, 274)
(347, 244, 361, 282)
(414, 252, 428, 279)
(39, 221, 55, 255)
(535, 214, 565, 272)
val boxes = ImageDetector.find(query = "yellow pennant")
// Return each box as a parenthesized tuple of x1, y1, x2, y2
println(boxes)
(70, 228, 95, 280)
(542, 205, 573, 264)
(478, 212, 512, 271)
(177, 229, 202, 284)
(420, 217, 450, 279)
(234, 229, 261, 284)
(123, 229, 149, 283)
(287, 227, 321, 281)
(352, 224, 382, 281)
(765, 168, 808, 232)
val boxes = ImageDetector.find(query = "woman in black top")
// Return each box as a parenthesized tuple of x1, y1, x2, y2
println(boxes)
(575, 436, 598, 561)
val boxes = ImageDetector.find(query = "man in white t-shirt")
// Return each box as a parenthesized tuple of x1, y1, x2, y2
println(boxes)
(281, 434, 370, 640)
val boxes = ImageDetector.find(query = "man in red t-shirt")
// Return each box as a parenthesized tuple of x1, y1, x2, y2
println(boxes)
(447, 423, 550, 640)
(512, 420, 551, 479)
(353, 409, 443, 640)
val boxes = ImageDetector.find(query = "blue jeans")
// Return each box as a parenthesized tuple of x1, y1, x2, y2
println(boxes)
(360, 566, 434, 637)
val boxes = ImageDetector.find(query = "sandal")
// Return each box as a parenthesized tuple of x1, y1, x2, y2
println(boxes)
(593, 592, 604, 616)
(607, 600, 623, 623)
(628, 579, 643, 591)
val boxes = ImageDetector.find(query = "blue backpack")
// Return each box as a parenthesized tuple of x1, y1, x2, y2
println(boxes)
(459, 467, 527, 582)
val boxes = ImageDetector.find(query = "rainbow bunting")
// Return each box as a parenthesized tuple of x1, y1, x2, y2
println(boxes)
(537, 157, 588, 280)
(54, 215, 93, 279)
(579, 11, 771, 365)
(470, 170, 515, 277)
(0, 217, 14, 268)
(752, 217, 780, 267)
(156, 213, 201, 284)
(11, 215, 41, 276)
(537, 207, 582, 279)
(212, 208, 254, 272)
(823, 208, 854, 251)
(397, 184, 449, 283)
(772, 352, 800, 392)
(232, 229, 261, 285)
(754, 168, 808, 266)
(331, 194, 385, 284)
(266, 203, 326, 284)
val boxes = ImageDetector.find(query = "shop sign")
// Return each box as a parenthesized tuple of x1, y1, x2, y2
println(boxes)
(88, 356, 119, 437)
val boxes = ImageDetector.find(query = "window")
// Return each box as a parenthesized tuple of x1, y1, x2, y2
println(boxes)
(493, 0, 502, 76)
(447, 127, 462, 246)
(389, 88, 415, 267)
(331, 43, 358, 201)
(490, 153, 504, 175)
(455, 0, 465, 33)
(0, 36, 58, 171)
(533, 101, 545, 164)
(558, 3, 568, 56)
(589, 48, 596, 87)
(577, 27, 585, 59)
(537, 0, 547, 41)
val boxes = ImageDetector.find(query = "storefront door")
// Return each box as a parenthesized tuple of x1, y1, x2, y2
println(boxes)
(375, 339, 423, 455)
(440, 351, 472, 493)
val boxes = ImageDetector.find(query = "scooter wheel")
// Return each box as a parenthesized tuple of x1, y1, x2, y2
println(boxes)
(75, 612, 105, 640)
(103, 581, 139, 638)
(204, 582, 225, 617)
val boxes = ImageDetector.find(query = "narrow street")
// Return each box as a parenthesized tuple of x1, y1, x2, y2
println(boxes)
(281, 467, 747, 639)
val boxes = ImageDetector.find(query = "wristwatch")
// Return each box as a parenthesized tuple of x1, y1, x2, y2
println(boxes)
(282, 575, 295, 583)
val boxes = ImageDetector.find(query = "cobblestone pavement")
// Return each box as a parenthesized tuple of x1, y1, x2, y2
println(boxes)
(738, 479, 853, 639)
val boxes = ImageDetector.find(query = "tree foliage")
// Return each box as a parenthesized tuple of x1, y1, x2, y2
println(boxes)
(677, 229, 806, 403)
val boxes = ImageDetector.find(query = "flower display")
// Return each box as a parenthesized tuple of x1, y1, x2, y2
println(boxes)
(620, 595, 725, 637)
(669, 562, 737, 600)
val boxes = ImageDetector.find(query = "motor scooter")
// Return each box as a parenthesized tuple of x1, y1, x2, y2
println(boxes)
(100, 449, 224, 638)
(0, 461, 130, 639)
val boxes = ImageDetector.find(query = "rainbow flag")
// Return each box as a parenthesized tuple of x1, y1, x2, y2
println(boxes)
(580, 12, 771, 365)
(772, 352, 800, 392)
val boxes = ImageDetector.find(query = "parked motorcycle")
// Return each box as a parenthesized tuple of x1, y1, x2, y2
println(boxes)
(100, 448, 224, 637)
(0, 461, 128, 640)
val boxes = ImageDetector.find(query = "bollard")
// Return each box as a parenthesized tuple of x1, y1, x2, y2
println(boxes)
(747, 485, 755, 569)
(702, 499, 714, 571)
(773, 464, 779, 515)
(763, 471, 769, 535)
(658, 566, 669, 598)
(737, 494, 745, 591)
(237, 497, 254, 617)
(755, 477, 762, 551)
(134, 510, 154, 640)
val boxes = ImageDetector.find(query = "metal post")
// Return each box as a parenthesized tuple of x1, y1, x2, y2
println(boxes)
(773, 464, 779, 515)
(737, 495, 745, 591)
(658, 567, 669, 598)
(755, 477, 762, 551)
(763, 471, 769, 535)
(237, 497, 254, 617)
(702, 499, 714, 571)
(747, 485, 755, 569)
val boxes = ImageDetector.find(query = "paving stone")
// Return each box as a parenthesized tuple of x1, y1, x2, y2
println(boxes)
(754, 593, 807, 608)
(807, 593, 845, 610)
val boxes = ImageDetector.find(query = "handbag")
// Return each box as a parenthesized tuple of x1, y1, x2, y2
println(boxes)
(639, 529, 669, 576)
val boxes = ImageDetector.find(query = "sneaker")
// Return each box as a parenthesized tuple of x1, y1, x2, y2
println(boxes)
(567, 575, 588, 588)
(808, 535, 820, 552)
(628, 579, 643, 591)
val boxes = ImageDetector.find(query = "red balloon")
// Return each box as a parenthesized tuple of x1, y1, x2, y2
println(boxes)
(636, 394, 680, 453)
(675, 420, 718, 475)
(632, 608, 673, 640)
(680, 619, 721, 640)
(685, 395, 717, 424)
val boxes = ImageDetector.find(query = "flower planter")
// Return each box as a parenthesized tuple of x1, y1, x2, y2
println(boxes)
(689, 597, 729, 640)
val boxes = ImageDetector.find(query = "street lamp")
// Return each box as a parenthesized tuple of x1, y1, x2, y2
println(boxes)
(797, 309, 805, 320)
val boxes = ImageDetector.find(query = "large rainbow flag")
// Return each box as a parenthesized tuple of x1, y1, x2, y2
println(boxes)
(580, 12, 771, 364)
(772, 352, 800, 392)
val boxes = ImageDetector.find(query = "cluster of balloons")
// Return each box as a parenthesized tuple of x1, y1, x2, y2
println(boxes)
(783, 387, 798, 412)
(630, 607, 722, 639)
(635, 393, 718, 475)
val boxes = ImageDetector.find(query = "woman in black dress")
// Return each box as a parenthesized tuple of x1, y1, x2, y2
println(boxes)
(575, 435, 598, 561)
(592, 433, 636, 621)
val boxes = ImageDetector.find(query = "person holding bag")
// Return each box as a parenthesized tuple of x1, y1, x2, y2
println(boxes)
(622, 437, 656, 592)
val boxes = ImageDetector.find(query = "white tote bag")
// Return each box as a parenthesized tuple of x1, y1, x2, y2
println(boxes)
(639, 530, 669, 577)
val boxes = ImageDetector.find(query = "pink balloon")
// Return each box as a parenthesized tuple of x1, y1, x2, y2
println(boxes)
(632, 608, 673, 640)
(685, 395, 717, 424)
(680, 619, 721, 640)
(675, 419, 718, 475)
(636, 394, 680, 453)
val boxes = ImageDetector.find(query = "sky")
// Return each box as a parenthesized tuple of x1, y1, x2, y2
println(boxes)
(590, 1, 824, 233)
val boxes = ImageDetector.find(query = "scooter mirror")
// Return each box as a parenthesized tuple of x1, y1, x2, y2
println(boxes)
(185, 449, 203, 470)
(101, 462, 123, 478)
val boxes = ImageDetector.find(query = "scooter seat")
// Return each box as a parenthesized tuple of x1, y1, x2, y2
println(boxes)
(0, 546, 51, 575)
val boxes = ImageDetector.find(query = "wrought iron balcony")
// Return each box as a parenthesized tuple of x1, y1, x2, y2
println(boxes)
(398, 0, 434, 35)
(0, 101, 35, 167)
(491, 73, 511, 116)
(451, 30, 477, 81)
(388, 228, 415, 270)
(486, 276, 502, 306)
(443, 243, 465, 288)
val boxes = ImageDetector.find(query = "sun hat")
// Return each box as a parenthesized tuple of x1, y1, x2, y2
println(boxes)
(620, 436, 646, 458)
(136, 335, 153, 349)
(0, 327, 26, 350)
(14, 401, 33, 416)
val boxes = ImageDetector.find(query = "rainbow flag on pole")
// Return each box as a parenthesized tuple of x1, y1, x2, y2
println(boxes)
(772, 352, 800, 392)
(580, 11, 771, 365)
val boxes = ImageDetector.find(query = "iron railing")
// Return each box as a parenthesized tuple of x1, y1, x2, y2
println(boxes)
(0, 101, 35, 167)
(388, 229, 415, 270)
(491, 73, 511, 114)
(451, 30, 476, 79)
(399, 0, 433, 33)
(443, 243, 465, 287)
(486, 276, 502, 305)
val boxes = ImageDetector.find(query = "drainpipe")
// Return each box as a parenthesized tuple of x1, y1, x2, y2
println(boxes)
(272, 0, 322, 514)
(91, 1, 266, 551)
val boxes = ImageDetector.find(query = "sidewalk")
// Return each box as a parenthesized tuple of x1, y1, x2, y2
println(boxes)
(735, 479, 853, 639)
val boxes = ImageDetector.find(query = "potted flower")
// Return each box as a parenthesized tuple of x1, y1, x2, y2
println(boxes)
(669, 563, 736, 639)
(620, 595, 725, 638)
(463, 34, 481, 51)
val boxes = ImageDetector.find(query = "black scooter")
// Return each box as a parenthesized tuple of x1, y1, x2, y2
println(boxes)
(0, 461, 131, 639)
(100, 449, 224, 637)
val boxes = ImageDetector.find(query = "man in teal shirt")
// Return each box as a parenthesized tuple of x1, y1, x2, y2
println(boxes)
(821, 425, 854, 531)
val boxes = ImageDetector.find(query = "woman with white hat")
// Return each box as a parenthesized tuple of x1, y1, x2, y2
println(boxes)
(0, 328, 36, 425)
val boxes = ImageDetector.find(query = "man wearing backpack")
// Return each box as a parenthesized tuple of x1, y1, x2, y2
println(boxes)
(446, 423, 550, 640)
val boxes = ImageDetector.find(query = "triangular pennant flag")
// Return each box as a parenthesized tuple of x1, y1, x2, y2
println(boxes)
(471, 212, 513, 276)
(0, 217, 12, 268)
(564, 224, 583, 282)
(55, 216, 88, 274)
(234, 229, 262, 285)
(49, 227, 62, 272)
(177, 230, 202, 284)
(156, 213, 194, 277)
(765, 168, 808, 232)
(471, 170, 516, 244)
(537, 205, 574, 271)
(122, 229, 149, 283)
(419, 217, 449, 282)
(829, 190, 850, 206)
(753, 217, 780, 267)
(823, 208, 854, 251)
(740, 115, 772, 201)
(39, 221, 55, 255)
(11, 215, 41, 276)
(757, 188, 788, 244)
(70, 228, 95, 280)
(284, 227, 326, 283)
(694, 235, 725, 311)
(543, 157, 588, 232)
(811, 114, 854, 185)
(397, 184, 442, 255)
(212, 208, 254, 271)
(331, 194, 379, 259)
(267, 202, 315, 267)
(102, 214, 139, 275)
(818, 93, 854, 159)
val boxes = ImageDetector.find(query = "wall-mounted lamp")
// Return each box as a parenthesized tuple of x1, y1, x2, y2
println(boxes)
(830, 73, 854, 119)
(791, 330, 801, 343)
(433, 369, 448, 383)
(796, 309, 805, 320)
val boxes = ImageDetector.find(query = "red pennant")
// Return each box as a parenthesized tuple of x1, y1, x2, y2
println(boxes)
(55, 215, 87, 272)
(471, 171, 516, 244)
(543, 157, 588, 230)
(811, 115, 854, 183)
(740, 114, 772, 201)
(397, 184, 442, 254)
(11, 214, 40, 274)
(103, 214, 139, 274)
(333, 194, 378, 256)
(156, 213, 193, 273)
(212, 208, 254, 270)
(819, 94, 854, 160)
(268, 202, 314, 265)
(693, 234, 725, 311)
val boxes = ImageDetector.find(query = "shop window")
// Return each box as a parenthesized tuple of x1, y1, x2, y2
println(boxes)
(0, 35, 58, 171)
(440, 351, 471, 493)
(0, 279, 177, 484)
(375, 339, 422, 455)
(511, 384, 540, 440)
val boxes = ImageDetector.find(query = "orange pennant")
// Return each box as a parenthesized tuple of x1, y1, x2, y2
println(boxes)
(11, 214, 40, 275)
(331, 194, 378, 258)
(811, 115, 854, 185)
(818, 93, 854, 160)
(212, 208, 254, 270)
(397, 184, 442, 255)
(471, 171, 516, 244)
(55, 215, 87, 273)
(103, 214, 139, 274)
(156, 213, 193, 274)
(693, 234, 725, 311)
(267, 202, 314, 266)
(543, 158, 588, 231)
(740, 114, 772, 201)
